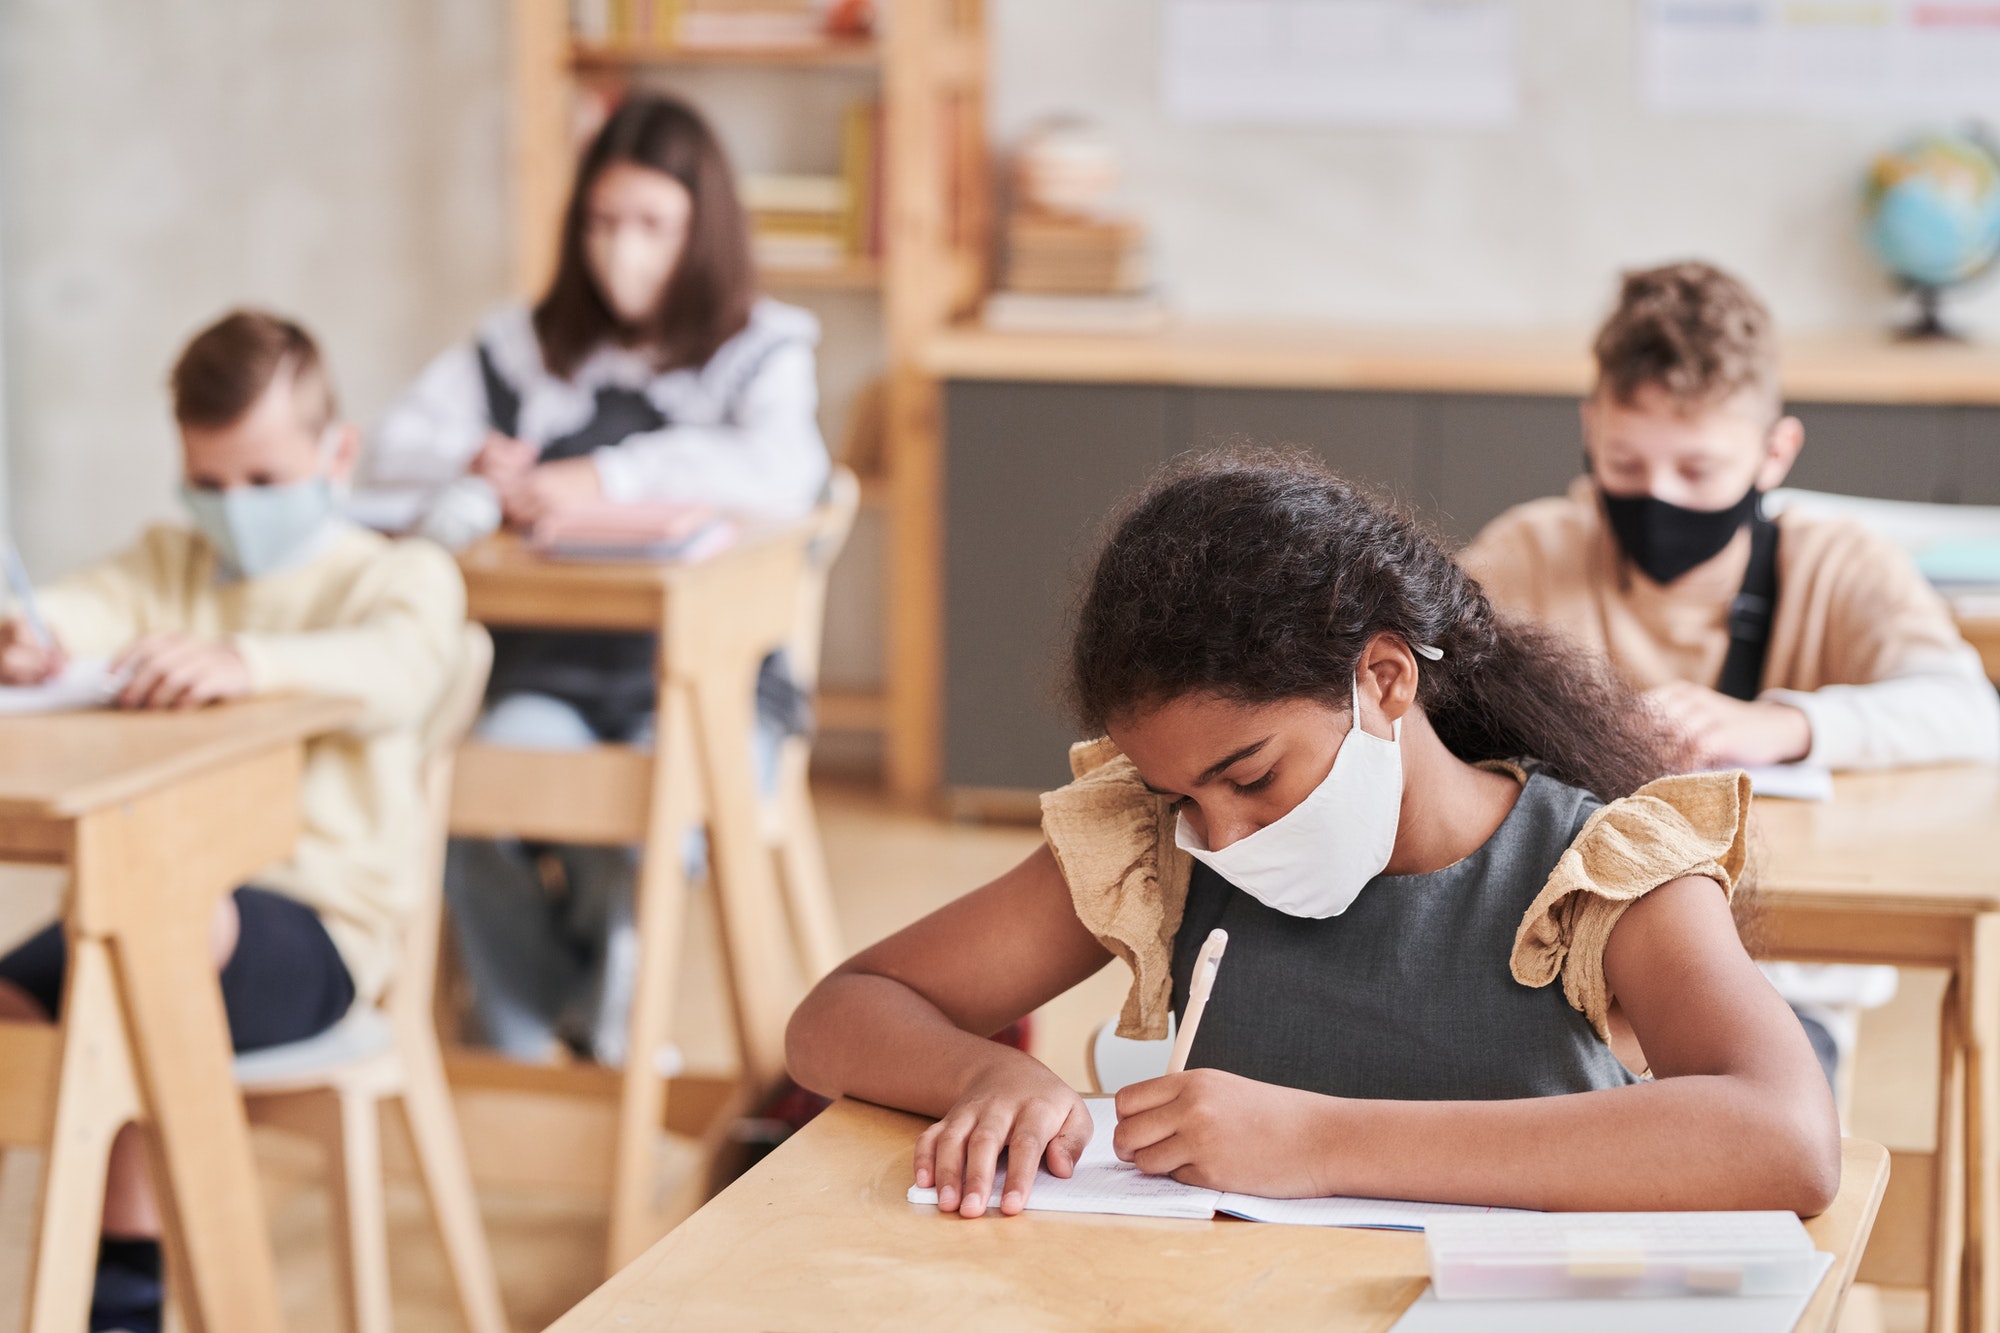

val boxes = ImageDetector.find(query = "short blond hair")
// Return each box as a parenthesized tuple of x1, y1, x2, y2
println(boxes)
(1592, 261, 1779, 416)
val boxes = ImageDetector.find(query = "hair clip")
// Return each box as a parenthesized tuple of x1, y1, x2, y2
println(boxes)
(1414, 643, 1444, 661)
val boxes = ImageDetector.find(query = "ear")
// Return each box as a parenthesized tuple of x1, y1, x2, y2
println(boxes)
(1357, 632, 1420, 738)
(1755, 415, 1803, 493)
(326, 422, 362, 482)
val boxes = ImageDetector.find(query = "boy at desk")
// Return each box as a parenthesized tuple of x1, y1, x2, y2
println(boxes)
(1458, 260, 2000, 1080)
(0, 310, 465, 1333)
(1459, 259, 1999, 772)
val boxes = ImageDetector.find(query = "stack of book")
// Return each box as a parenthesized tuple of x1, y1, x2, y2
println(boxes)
(571, 0, 870, 47)
(740, 99, 881, 275)
(987, 120, 1163, 334)
(741, 173, 850, 271)
(1003, 214, 1148, 295)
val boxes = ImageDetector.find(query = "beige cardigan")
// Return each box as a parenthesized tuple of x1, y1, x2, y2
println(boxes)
(1041, 738, 1751, 1042)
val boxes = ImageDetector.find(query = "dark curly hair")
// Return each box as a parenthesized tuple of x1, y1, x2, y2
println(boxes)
(1070, 450, 1692, 801)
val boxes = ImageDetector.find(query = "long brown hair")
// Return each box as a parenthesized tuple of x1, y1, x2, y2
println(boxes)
(532, 95, 755, 379)
(1070, 450, 1692, 802)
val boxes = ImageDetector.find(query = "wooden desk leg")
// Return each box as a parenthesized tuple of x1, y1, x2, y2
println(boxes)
(1963, 916, 2000, 1333)
(607, 682, 704, 1275)
(71, 752, 300, 1333)
(1937, 972, 1970, 1333)
(689, 660, 798, 1092)
(23, 938, 142, 1333)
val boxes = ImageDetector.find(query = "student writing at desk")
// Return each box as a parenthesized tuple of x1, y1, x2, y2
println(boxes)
(788, 453, 1838, 1219)
(1458, 261, 2000, 1080)
(363, 95, 828, 1066)
(0, 311, 465, 1333)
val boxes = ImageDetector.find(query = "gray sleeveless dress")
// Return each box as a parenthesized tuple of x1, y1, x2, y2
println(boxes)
(1169, 769, 1638, 1100)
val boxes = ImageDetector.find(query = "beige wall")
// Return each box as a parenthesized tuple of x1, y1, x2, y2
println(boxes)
(0, 0, 511, 577)
(992, 0, 2000, 336)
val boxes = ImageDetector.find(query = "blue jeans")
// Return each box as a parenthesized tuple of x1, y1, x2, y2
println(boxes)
(445, 691, 782, 1066)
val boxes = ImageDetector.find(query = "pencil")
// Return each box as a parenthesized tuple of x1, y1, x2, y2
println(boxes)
(2, 543, 52, 650)
(1166, 927, 1228, 1075)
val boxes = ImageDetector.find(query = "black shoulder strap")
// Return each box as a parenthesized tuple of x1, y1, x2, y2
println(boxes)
(475, 341, 522, 439)
(1716, 517, 1780, 701)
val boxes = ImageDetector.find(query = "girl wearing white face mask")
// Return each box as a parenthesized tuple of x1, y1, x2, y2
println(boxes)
(364, 96, 828, 1065)
(787, 451, 1840, 1222)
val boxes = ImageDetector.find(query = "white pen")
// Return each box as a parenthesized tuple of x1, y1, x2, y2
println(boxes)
(1167, 927, 1228, 1075)
(2, 542, 52, 650)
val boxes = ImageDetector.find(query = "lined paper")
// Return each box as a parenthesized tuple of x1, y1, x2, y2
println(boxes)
(906, 1099, 1527, 1229)
(0, 659, 121, 715)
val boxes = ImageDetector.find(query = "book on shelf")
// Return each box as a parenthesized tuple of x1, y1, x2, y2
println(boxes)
(981, 290, 1169, 336)
(738, 98, 881, 278)
(571, 0, 868, 49)
(841, 99, 882, 259)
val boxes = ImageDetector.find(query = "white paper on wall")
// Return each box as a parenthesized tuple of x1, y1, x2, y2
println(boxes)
(1641, 0, 2000, 117)
(1161, 0, 1519, 129)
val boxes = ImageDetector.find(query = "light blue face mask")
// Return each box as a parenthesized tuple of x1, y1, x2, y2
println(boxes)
(179, 475, 336, 580)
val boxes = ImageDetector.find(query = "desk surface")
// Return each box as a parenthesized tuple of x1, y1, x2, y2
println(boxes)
(923, 322, 2000, 405)
(1752, 765, 2000, 915)
(546, 1099, 1889, 1333)
(0, 694, 360, 820)
(458, 524, 802, 632)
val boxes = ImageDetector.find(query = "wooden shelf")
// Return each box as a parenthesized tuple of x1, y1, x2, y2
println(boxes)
(761, 258, 881, 292)
(922, 321, 2000, 407)
(572, 39, 881, 71)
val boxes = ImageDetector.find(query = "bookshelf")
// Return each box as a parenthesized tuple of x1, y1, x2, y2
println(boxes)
(510, 0, 988, 800)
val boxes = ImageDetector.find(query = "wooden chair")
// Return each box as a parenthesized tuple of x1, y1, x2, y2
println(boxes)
(234, 626, 506, 1333)
(762, 466, 860, 980)
(1083, 1016, 1174, 1096)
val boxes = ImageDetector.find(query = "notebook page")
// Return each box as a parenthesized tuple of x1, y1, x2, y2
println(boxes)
(0, 659, 122, 715)
(906, 1098, 1223, 1220)
(1218, 1193, 1525, 1231)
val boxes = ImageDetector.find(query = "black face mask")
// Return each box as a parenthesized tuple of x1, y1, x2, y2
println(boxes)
(1598, 484, 1761, 585)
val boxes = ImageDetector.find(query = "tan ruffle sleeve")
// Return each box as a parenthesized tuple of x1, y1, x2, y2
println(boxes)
(1042, 741, 1751, 1047)
(1039, 739, 1192, 1039)
(1511, 770, 1752, 1041)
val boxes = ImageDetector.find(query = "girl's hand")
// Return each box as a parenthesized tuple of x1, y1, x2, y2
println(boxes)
(499, 457, 604, 529)
(469, 432, 538, 487)
(1113, 1068, 1336, 1197)
(913, 1058, 1093, 1218)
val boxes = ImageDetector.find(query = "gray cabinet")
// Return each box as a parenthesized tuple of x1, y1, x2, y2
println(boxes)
(942, 380, 1996, 793)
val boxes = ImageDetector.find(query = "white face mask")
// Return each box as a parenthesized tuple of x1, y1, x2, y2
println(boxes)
(179, 427, 342, 580)
(586, 224, 678, 324)
(1174, 669, 1405, 919)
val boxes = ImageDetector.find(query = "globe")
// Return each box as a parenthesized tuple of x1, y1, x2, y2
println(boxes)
(1863, 130, 2000, 339)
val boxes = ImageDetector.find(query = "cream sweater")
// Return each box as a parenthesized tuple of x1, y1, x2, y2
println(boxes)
(1460, 478, 2000, 770)
(38, 522, 468, 1002)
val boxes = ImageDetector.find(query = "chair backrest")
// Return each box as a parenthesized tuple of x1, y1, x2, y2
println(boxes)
(388, 624, 494, 1033)
(1084, 1015, 1175, 1095)
(786, 466, 862, 691)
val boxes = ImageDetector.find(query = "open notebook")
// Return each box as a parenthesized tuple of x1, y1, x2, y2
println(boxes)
(905, 1099, 1522, 1229)
(0, 659, 123, 715)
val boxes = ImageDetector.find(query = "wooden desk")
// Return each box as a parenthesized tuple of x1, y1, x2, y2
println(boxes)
(545, 1098, 1889, 1333)
(1754, 766, 2000, 1333)
(448, 527, 827, 1272)
(0, 695, 359, 1333)
(1950, 597, 2000, 683)
(923, 321, 2000, 405)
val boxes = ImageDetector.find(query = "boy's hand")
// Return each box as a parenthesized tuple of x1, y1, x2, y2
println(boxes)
(499, 456, 604, 530)
(0, 618, 65, 685)
(469, 432, 538, 488)
(1113, 1068, 1337, 1197)
(1646, 681, 1812, 767)
(113, 634, 251, 710)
